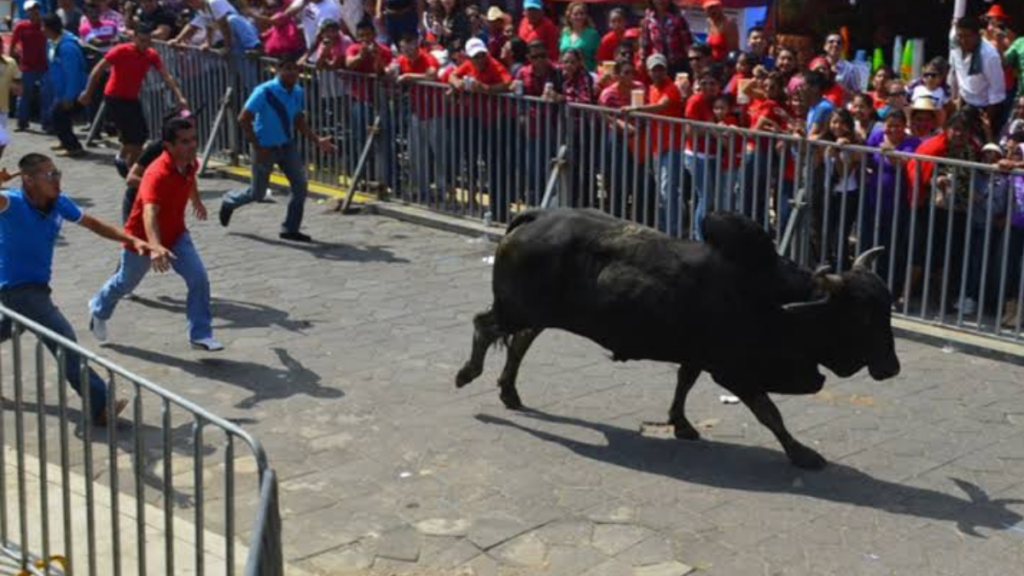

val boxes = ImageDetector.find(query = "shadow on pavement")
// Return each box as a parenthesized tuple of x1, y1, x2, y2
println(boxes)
(131, 295, 314, 333)
(230, 232, 410, 263)
(476, 409, 1024, 537)
(105, 344, 342, 410)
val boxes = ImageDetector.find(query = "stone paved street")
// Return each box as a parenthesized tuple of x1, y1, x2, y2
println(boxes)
(6, 131, 1024, 576)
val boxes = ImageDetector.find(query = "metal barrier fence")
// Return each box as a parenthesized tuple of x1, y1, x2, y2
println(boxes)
(0, 303, 282, 575)
(128, 44, 1024, 344)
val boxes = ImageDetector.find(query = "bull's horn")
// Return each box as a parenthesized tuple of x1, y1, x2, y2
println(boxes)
(813, 264, 833, 277)
(853, 246, 886, 270)
(782, 294, 830, 312)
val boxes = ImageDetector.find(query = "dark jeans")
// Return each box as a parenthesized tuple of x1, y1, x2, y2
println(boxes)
(0, 285, 109, 420)
(51, 100, 84, 153)
(223, 142, 308, 234)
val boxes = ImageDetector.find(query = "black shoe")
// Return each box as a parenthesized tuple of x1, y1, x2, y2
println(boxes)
(219, 204, 233, 227)
(279, 231, 312, 242)
(13, 125, 28, 133)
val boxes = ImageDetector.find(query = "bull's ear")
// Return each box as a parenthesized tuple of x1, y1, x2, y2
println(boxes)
(814, 273, 845, 294)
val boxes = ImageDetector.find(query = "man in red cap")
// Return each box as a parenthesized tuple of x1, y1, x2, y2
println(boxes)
(983, 4, 1014, 50)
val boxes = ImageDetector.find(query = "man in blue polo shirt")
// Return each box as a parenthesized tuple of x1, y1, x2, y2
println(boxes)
(0, 153, 168, 426)
(219, 56, 335, 242)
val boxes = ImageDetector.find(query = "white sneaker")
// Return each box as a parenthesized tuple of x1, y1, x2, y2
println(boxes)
(190, 337, 224, 352)
(89, 314, 108, 342)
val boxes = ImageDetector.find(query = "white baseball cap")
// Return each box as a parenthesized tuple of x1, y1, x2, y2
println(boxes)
(466, 38, 488, 59)
(24, 0, 40, 10)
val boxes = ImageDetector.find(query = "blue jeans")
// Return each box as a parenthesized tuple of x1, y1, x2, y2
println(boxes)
(688, 153, 718, 241)
(0, 284, 109, 419)
(89, 233, 213, 342)
(408, 114, 438, 201)
(223, 143, 308, 234)
(18, 70, 47, 128)
(655, 150, 683, 237)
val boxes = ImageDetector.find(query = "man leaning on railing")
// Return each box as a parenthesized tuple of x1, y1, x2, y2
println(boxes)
(0, 154, 171, 426)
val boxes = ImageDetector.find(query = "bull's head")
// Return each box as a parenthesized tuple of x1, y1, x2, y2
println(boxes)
(782, 248, 901, 381)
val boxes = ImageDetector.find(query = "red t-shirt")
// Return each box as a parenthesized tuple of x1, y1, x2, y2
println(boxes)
(12, 21, 47, 72)
(345, 42, 393, 101)
(125, 151, 196, 251)
(454, 56, 512, 122)
(716, 116, 745, 169)
(104, 43, 163, 99)
(596, 31, 623, 64)
(647, 78, 684, 154)
(517, 17, 559, 59)
(823, 82, 845, 108)
(398, 49, 440, 119)
(685, 93, 716, 154)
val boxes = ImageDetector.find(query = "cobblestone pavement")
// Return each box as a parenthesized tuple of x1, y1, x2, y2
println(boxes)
(8, 131, 1024, 576)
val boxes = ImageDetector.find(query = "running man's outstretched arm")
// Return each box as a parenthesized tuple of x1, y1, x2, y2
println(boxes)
(79, 213, 173, 261)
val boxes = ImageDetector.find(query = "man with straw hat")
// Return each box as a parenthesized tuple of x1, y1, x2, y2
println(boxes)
(485, 6, 510, 58)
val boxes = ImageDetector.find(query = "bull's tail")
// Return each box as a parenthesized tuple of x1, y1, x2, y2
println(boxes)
(505, 209, 544, 235)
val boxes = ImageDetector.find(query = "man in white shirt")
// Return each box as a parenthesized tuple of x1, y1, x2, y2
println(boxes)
(949, 14, 1006, 136)
(170, 0, 237, 50)
(286, 0, 344, 56)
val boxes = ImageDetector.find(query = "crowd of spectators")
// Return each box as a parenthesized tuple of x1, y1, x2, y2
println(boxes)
(3, 0, 1024, 326)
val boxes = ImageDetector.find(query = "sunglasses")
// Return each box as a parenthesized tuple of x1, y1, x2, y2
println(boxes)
(888, 91, 906, 97)
(528, 53, 547, 60)
(923, 72, 939, 78)
(34, 169, 62, 182)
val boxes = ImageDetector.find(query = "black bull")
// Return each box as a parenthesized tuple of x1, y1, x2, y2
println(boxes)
(456, 209, 901, 469)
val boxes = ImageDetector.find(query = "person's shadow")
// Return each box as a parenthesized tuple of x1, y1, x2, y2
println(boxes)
(105, 344, 343, 409)
(230, 232, 410, 263)
(130, 295, 314, 333)
(0, 398, 247, 508)
(476, 409, 1024, 537)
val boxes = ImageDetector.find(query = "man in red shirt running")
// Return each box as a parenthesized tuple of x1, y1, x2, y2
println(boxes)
(78, 24, 188, 174)
(88, 117, 222, 352)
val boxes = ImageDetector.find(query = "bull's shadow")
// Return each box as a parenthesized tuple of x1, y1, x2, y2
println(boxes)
(476, 410, 1024, 537)
(230, 232, 409, 264)
(105, 344, 342, 409)
(130, 295, 314, 333)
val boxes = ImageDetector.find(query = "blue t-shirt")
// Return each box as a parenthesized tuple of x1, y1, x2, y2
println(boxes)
(0, 189, 83, 289)
(227, 14, 262, 53)
(243, 78, 305, 148)
(805, 98, 835, 134)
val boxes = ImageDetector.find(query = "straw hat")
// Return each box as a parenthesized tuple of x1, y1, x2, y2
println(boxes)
(486, 6, 509, 23)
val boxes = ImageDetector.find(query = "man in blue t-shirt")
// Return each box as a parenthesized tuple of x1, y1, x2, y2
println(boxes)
(0, 153, 168, 426)
(803, 70, 835, 141)
(218, 56, 335, 243)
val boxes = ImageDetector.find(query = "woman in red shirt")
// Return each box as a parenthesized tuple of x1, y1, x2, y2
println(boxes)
(702, 0, 738, 63)
(596, 8, 628, 65)
(599, 60, 648, 219)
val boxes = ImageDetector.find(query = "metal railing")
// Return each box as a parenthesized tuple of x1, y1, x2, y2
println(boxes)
(125, 43, 1024, 345)
(0, 303, 282, 575)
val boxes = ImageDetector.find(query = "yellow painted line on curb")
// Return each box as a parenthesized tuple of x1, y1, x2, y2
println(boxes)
(216, 165, 374, 204)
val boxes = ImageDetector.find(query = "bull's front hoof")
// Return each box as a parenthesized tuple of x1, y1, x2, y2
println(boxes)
(500, 389, 524, 410)
(455, 365, 481, 388)
(786, 444, 828, 470)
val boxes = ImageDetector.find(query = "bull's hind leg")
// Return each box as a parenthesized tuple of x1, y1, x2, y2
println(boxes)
(456, 309, 504, 388)
(496, 328, 542, 410)
(739, 391, 827, 470)
(642, 366, 701, 440)
(669, 366, 702, 440)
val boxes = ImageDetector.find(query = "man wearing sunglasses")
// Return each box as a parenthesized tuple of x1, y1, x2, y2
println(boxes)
(0, 153, 169, 426)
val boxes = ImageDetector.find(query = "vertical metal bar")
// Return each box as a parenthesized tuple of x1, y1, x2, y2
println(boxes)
(162, 399, 174, 576)
(56, 347, 73, 575)
(224, 436, 235, 576)
(35, 342, 51, 575)
(13, 329, 28, 571)
(193, 419, 205, 576)
(134, 383, 147, 576)
(0, 325, 6, 544)
(108, 370, 122, 576)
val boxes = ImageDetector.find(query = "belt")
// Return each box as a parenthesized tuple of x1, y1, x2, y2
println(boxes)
(0, 283, 51, 295)
(384, 5, 415, 16)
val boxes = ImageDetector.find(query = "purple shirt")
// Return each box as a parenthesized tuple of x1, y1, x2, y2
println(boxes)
(867, 131, 921, 214)
(1012, 176, 1024, 228)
